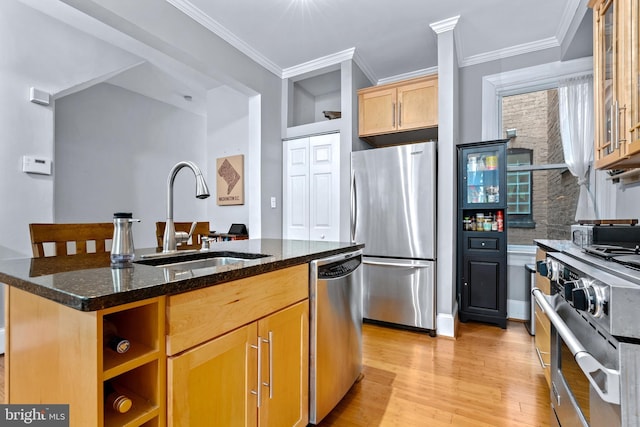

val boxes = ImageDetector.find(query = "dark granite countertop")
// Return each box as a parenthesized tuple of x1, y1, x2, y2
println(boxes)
(0, 239, 363, 312)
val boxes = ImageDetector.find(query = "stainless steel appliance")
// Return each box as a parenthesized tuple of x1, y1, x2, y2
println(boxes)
(309, 250, 363, 425)
(351, 142, 436, 334)
(533, 248, 640, 427)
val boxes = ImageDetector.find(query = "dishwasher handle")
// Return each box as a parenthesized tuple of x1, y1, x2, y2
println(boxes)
(313, 250, 362, 280)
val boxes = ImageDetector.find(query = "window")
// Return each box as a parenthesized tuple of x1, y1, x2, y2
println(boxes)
(482, 59, 591, 244)
(507, 149, 534, 227)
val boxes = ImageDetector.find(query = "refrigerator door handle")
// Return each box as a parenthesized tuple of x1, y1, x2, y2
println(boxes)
(350, 172, 357, 242)
(363, 258, 432, 269)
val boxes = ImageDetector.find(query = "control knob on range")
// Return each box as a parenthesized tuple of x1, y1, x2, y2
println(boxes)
(571, 278, 605, 317)
(545, 258, 561, 282)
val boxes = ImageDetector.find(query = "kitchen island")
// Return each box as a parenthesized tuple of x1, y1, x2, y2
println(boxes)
(0, 239, 363, 427)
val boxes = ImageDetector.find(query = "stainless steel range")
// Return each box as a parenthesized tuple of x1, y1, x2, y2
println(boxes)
(533, 233, 640, 426)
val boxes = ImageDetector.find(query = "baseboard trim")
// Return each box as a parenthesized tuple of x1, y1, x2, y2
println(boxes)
(436, 308, 457, 338)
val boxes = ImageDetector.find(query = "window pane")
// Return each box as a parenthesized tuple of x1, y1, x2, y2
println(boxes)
(502, 88, 579, 244)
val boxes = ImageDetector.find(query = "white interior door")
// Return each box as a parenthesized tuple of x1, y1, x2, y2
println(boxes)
(283, 137, 310, 240)
(283, 133, 340, 241)
(309, 133, 340, 241)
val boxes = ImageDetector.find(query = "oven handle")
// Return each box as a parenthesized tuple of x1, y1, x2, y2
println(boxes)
(532, 288, 621, 405)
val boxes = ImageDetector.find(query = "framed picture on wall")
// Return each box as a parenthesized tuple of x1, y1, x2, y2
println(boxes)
(216, 154, 244, 205)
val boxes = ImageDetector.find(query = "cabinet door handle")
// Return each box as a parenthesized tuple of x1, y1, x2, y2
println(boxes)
(392, 102, 396, 128)
(398, 102, 402, 127)
(262, 331, 273, 399)
(614, 100, 620, 150)
(535, 346, 550, 368)
(250, 339, 263, 407)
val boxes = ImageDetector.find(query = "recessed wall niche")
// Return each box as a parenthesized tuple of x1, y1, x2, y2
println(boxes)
(288, 68, 341, 128)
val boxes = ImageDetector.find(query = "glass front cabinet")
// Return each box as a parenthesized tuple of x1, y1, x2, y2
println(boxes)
(457, 140, 508, 329)
(591, 0, 640, 168)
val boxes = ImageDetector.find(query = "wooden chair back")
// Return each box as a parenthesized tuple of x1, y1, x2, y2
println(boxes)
(29, 223, 114, 258)
(155, 221, 210, 250)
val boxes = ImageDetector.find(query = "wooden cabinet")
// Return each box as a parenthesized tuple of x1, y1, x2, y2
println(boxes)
(534, 247, 552, 388)
(166, 265, 309, 427)
(6, 288, 165, 427)
(457, 141, 508, 329)
(591, 0, 640, 168)
(358, 75, 438, 138)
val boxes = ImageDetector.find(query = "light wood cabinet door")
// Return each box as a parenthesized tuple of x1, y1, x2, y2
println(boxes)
(592, 0, 640, 168)
(358, 87, 396, 136)
(168, 302, 309, 427)
(397, 78, 438, 131)
(534, 248, 551, 388)
(258, 301, 309, 427)
(168, 323, 258, 427)
(358, 75, 438, 138)
(593, 0, 623, 168)
(627, 0, 640, 156)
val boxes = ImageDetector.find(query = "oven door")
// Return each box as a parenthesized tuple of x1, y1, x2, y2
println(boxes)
(532, 289, 621, 427)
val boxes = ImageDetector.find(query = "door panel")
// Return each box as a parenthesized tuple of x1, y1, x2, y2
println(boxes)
(398, 79, 438, 130)
(352, 142, 436, 258)
(283, 138, 310, 240)
(258, 301, 309, 427)
(362, 257, 435, 329)
(358, 88, 396, 135)
(168, 323, 257, 427)
(309, 134, 340, 241)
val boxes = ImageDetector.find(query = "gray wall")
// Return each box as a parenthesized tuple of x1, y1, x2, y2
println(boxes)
(459, 48, 562, 144)
(61, 0, 284, 239)
(0, 0, 142, 257)
(55, 83, 207, 249)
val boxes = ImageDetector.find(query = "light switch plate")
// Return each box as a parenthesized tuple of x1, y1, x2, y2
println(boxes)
(270, 197, 276, 208)
(22, 156, 52, 175)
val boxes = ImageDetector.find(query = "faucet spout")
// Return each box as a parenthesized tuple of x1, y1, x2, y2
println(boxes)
(162, 161, 210, 253)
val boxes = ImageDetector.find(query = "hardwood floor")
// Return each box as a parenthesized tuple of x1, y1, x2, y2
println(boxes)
(318, 321, 551, 427)
(0, 321, 550, 426)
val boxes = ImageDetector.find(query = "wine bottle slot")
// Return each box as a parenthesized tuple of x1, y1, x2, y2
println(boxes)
(104, 381, 133, 414)
(103, 319, 131, 354)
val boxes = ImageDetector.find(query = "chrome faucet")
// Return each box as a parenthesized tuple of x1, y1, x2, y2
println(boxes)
(162, 161, 210, 253)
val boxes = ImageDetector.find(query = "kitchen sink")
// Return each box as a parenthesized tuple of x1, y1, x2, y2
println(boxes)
(135, 251, 271, 272)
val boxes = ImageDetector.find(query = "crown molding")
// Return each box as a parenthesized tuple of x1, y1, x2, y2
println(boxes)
(429, 15, 460, 34)
(558, 0, 590, 56)
(352, 49, 378, 85)
(460, 36, 560, 68)
(281, 48, 355, 79)
(377, 66, 438, 85)
(166, 0, 281, 77)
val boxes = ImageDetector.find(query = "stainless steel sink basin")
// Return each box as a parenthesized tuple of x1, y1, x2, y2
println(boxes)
(135, 251, 271, 273)
(160, 256, 246, 272)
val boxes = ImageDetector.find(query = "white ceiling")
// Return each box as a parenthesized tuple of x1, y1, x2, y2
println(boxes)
(168, 0, 592, 83)
(27, 0, 592, 114)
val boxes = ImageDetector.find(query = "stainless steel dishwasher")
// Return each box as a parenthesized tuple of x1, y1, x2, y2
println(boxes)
(309, 249, 363, 425)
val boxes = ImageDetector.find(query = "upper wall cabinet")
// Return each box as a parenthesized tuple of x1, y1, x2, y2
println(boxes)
(591, 0, 640, 169)
(357, 75, 438, 145)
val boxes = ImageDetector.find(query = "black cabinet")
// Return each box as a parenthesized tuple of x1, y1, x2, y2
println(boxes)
(457, 140, 508, 328)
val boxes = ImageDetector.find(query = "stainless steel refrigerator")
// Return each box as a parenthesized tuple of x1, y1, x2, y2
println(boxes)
(351, 141, 436, 334)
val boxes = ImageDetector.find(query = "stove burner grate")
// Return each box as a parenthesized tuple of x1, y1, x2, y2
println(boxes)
(583, 244, 640, 259)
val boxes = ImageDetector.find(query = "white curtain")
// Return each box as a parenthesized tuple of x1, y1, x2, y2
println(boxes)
(558, 75, 596, 220)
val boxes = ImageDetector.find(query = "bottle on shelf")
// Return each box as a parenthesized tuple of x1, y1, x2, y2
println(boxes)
(105, 381, 133, 414)
(483, 213, 492, 231)
(497, 210, 504, 232)
(103, 319, 130, 354)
